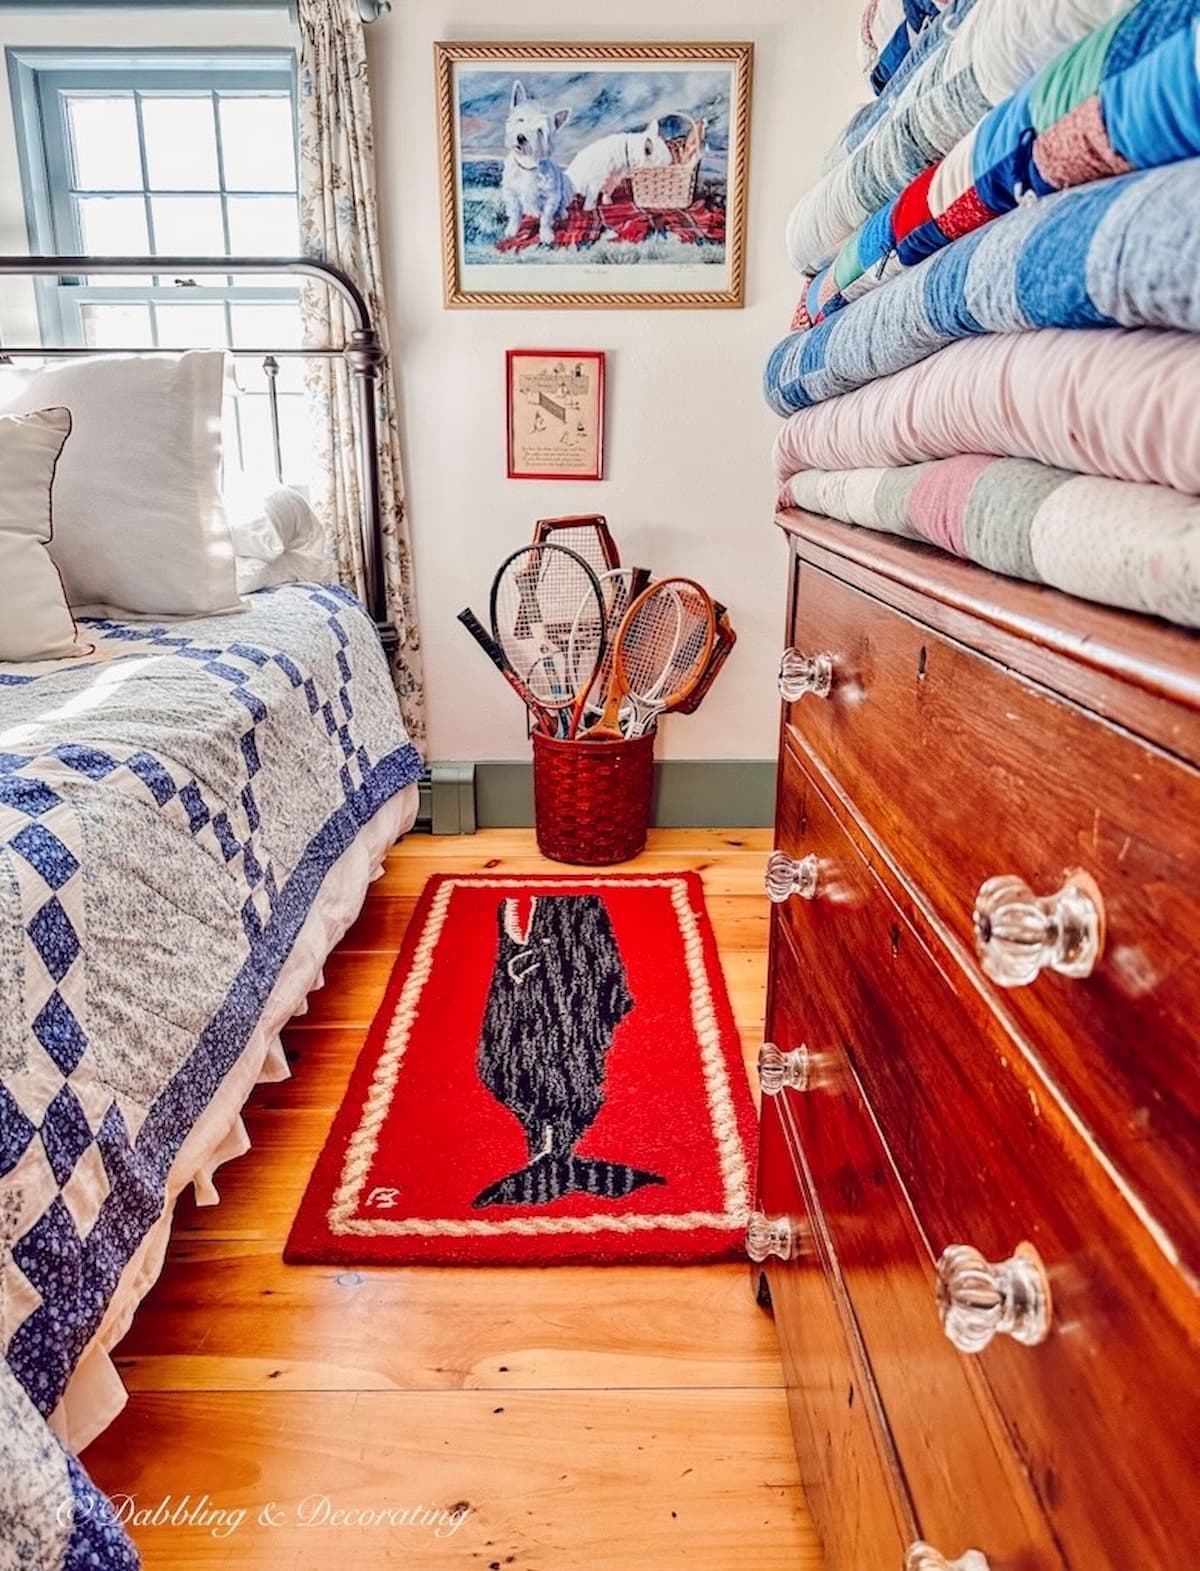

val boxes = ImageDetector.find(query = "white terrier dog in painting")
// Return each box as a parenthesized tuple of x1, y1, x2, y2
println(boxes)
(502, 80, 572, 246)
(566, 124, 672, 211)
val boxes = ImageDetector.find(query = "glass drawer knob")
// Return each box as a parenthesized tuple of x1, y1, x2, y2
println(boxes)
(765, 851, 819, 904)
(973, 870, 1104, 987)
(745, 1211, 793, 1263)
(778, 647, 834, 702)
(906, 1543, 992, 1571)
(936, 1242, 1051, 1354)
(758, 1042, 811, 1095)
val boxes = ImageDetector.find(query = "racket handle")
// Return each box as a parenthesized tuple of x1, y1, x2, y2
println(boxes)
(458, 608, 562, 737)
(457, 607, 508, 672)
(629, 566, 652, 601)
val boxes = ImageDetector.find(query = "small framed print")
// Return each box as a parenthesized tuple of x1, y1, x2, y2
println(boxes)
(506, 349, 605, 481)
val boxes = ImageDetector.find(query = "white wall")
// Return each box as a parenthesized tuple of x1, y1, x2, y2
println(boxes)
(0, 3, 865, 766)
(369, 2, 863, 763)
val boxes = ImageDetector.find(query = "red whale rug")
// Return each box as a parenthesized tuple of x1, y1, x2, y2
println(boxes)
(285, 872, 757, 1266)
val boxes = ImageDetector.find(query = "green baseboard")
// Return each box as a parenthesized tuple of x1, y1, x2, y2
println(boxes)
(425, 759, 775, 833)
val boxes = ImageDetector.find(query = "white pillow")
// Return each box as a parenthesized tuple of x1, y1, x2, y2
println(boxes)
(225, 482, 333, 594)
(0, 351, 238, 616)
(0, 407, 83, 662)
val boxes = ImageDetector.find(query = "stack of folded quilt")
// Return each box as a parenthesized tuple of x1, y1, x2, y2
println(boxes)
(765, 0, 1200, 628)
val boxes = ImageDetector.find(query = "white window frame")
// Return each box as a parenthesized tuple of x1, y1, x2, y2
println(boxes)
(6, 46, 300, 348)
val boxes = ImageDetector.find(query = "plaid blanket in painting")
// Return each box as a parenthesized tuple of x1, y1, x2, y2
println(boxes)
(497, 191, 726, 253)
(765, 159, 1200, 414)
(0, 584, 421, 1569)
(798, 0, 1200, 329)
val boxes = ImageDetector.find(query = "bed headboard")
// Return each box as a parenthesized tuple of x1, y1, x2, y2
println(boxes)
(0, 254, 395, 654)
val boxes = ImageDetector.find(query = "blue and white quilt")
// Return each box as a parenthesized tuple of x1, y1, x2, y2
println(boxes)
(765, 158, 1200, 414)
(0, 583, 421, 1570)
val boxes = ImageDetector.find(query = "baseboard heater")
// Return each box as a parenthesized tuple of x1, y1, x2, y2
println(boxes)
(417, 761, 774, 834)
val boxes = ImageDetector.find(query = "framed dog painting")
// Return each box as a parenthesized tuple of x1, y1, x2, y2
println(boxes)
(435, 41, 753, 309)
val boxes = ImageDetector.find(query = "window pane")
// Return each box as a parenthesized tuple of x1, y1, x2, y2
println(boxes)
(77, 194, 148, 254)
(229, 300, 302, 350)
(79, 302, 154, 349)
(66, 95, 142, 190)
(226, 195, 298, 256)
(141, 96, 219, 190)
(150, 194, 226, 255)
(234, 392, 310, 486)
(218, 96, 296, 191)
(278, 395, 310, 483)
(154, 302, 229, 348)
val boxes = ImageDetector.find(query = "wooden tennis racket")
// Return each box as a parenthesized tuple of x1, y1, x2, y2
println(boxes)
(584, 577, 716, 741)
(532, 514, 620, 577)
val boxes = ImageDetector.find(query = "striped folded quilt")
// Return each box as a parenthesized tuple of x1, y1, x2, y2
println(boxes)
(860, 0, 953, 96)
(798, 0, 1200, 330)
(772, 329, 1200, 497)
(781, 458, 1200, 627)
(766, 160, 1200, 415)
(787, 0, 1128, 274)
(833, 0, 982, 169)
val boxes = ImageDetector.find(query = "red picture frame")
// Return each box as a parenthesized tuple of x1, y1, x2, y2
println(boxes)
(506, 349, 605, 481)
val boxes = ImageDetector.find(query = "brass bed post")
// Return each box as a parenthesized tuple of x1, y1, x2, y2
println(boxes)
(0, 253, 397, 655)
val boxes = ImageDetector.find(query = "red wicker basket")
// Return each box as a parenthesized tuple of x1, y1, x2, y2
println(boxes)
(532, 729, 655, 865)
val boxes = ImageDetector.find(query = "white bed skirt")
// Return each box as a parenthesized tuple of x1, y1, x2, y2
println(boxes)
(55, 782, 420, 1453)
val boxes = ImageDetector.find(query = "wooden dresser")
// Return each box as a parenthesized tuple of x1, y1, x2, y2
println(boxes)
(749, 511, 1200, 1571)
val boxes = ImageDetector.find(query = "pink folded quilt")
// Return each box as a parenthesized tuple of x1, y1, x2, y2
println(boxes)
(772, 329, 1200, 495)
(781, 458, 1200, 627)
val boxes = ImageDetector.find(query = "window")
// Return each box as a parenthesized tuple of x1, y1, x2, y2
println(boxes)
(7, 49, 306, 478)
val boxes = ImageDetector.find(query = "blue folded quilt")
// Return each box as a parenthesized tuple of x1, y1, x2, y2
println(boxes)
(765, 159, 1200, 415)
(802, 0, 1200, 328)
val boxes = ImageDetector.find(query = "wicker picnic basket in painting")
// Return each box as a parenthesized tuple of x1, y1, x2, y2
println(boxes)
(630, 115, 706, 212)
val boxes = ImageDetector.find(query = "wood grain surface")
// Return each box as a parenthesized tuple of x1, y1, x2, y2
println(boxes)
(82, 828, 817, 1570)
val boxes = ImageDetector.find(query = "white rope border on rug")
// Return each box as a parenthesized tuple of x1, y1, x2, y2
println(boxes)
(326, 875, 753, 1238)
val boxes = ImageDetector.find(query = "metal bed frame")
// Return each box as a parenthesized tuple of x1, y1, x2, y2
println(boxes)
(0, 254, 395, 652)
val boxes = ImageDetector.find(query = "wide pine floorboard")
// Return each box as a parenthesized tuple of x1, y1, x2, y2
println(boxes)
(83, 829, 820, 1569)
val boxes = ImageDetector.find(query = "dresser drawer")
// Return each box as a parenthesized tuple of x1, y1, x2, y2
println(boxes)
(770, 741, 1200, 1570)
(767, 913, 1062, 1571)
(781, 555, 1200, 1280)
(756, 1095, 911, 1571)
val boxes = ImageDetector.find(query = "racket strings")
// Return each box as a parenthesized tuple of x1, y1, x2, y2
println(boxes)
(492, 544, 605, 718)
(616, 583, 712, 705)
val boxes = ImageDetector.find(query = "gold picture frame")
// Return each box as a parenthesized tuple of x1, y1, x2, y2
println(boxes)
(435, 41, 753, 309)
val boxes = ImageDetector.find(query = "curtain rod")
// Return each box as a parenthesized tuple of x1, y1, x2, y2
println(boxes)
(0, 2, 392, 19)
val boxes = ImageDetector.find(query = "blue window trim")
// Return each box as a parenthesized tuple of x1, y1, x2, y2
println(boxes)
(6, 46, 298, 345)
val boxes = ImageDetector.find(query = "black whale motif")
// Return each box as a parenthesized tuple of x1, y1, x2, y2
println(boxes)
(472, 894, 665, 1208)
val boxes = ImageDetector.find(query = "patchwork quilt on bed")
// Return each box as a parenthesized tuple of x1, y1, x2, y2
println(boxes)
(766, 159, 1200, 414)
(787, 0, 1130, 272)
(0, 583, 421, 1569)
(1, 1360, 138, 1570)
(798, 0, 1200, 329)
(781, 456, 1200, 626)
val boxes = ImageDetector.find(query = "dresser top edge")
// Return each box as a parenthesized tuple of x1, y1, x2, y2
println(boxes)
(777, 509, 1200, 721)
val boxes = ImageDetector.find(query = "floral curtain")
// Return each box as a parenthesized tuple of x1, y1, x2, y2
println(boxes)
(296, 0, 425, 746)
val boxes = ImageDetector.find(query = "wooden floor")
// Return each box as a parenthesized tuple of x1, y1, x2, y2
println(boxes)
(83, 829, 820, 1570)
